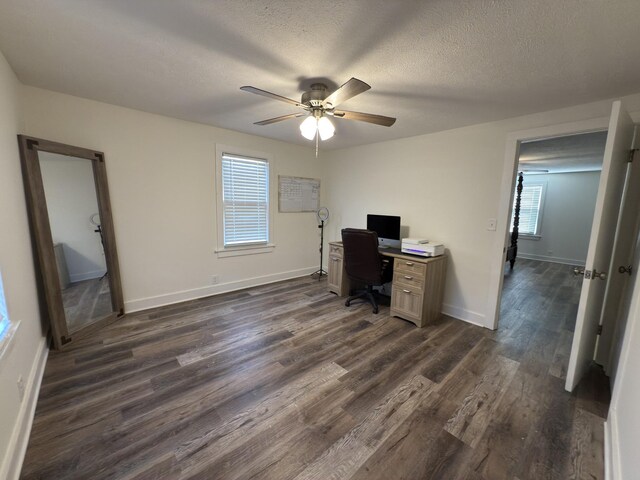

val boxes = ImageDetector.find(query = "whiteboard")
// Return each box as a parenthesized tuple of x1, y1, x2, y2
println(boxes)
(278, 176, 320, 212)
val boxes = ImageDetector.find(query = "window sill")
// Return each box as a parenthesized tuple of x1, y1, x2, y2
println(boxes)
(0, 320, 20, 363)
(215, 243, 276, 258)
(519, 234, 542, 241)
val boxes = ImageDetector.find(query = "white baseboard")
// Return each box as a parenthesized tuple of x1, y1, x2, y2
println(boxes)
(517, 252, 585, 266)
(125, 266, 318, 313)
(442, 303, 489, 329)
(69, 269, 107, 283)
(1, 335, 49, 480)
(606, 410, 622, 480)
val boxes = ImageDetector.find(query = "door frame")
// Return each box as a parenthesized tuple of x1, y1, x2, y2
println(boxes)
(486, 117, 610, 330)
(17, 135, 124, 349)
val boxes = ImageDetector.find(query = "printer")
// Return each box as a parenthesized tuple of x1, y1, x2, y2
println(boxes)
(401, 238, 445, 257)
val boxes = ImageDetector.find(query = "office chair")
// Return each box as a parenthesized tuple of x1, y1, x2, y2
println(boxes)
(341, 228, 393, 314)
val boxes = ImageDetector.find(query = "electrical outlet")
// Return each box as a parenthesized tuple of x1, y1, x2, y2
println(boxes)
(211, 275, 219, 285)
(17, 375, 25, 402)
(487, 218, 497, 231)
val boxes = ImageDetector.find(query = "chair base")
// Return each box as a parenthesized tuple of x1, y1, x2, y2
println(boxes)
(345, 285, 379, 314)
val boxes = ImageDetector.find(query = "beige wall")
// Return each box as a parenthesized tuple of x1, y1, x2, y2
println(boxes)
(323, 94, 640, 327)
(0, 52, 48, 478)
(21, 86, 324, 312)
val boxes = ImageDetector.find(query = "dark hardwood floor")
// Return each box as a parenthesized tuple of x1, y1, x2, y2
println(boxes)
(20, 258, 609, 479)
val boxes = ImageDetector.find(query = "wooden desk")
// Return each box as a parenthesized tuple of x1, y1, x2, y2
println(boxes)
(327, 242, 447, 327)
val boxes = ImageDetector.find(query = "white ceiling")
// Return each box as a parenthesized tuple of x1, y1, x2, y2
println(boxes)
(519, 131, 607, 174)
(1, 0, 639, 150)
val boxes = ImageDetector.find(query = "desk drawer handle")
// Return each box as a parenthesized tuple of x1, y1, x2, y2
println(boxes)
(404, 275, 413, 280)
(405, 262, 414, 266)
(402, 289, 411, 294)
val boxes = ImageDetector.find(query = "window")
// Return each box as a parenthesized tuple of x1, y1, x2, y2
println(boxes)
(215, 146, 274, 257)
(0, 272, 9, 341)
(0, 270, 19, 360)
(511, 182, 545, 236)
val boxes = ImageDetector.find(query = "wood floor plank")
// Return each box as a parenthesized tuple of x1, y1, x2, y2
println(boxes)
(176, 362, 348, 478)
(443, 354, 519, 448)
(350, 395, 472, 480)
(20, 262, 610, 480)
(292, 375, 435, 480)
(569, 408, 605, 480)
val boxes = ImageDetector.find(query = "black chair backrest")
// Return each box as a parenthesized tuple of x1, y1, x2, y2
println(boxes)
(341, 228, 383, 285)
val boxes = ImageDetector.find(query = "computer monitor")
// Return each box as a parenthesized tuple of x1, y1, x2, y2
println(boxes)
(367, 214, 401, 249)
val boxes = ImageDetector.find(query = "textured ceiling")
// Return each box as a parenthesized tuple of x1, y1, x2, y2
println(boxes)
(1, 0, 639, 150)
(519, 131, 607, 174)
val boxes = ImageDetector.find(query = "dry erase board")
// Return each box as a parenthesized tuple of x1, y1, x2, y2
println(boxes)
(278, 176, 320, 212)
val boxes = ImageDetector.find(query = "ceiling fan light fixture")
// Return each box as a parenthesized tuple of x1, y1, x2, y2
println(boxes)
(300, 116, 318, 140)
(317, 116, 335, 140)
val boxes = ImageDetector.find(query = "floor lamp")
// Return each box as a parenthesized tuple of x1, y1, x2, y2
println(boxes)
(312, 207, 329, 280)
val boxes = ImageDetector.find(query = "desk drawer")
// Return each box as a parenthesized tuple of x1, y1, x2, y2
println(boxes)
(329, 244, 343, 258)
(394, 258, 426, 277)
(391, 285, 424, 322)
(393, 271, 424, 289)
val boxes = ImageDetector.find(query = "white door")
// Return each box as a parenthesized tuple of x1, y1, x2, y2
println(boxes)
(595, 142, 640, 379)
(565, 101, 636, 392)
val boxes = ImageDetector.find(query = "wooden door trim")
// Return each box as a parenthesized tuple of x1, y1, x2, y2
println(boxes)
(17, 135, 125, 349)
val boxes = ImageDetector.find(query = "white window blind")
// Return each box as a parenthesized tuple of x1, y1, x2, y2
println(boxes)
(511, 183, 544, 235)
(0, 272, 9, 341)
(221, 153, 269, 246)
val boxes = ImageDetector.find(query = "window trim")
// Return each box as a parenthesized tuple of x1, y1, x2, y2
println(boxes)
(512, 180, 547, 237)
(0, 271, 20, 363)
(215, 144, 275, 257)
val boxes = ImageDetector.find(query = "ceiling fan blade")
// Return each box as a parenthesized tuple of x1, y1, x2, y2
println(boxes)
(254, 112, 306, 126)
(332, 109, 396, 127)
(322, 78, 371, 108)
(240, 86, 304, 107)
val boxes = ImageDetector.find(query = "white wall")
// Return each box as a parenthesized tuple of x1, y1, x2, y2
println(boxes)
(323, 94, 640, 328)
(39, 152, 107, 282)
(0, 52, 48, 479)
(21, 86, 324, 312)
(517, 171, 601, 266)
(607, 232, 640, 480)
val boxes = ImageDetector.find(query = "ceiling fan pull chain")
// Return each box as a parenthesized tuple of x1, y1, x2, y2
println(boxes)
(315, 131, 319, 158)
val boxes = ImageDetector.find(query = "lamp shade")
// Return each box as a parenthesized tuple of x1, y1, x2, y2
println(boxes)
(317, 116, 335, 140)
(299, 116, 318, 140)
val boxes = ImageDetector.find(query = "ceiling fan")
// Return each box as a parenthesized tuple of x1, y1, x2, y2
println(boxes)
(240, 78, 396, 148)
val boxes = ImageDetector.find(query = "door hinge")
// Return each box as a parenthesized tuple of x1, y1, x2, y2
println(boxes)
(629, 148, 638, 163)
(597, 325, 603, 335)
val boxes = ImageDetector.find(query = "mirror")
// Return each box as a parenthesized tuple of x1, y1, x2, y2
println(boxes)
(18, 136, 124, 349)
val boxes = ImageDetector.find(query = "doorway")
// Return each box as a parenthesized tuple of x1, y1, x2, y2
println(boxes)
(488, 101, 638, 394)
(499, 131, 606, 383)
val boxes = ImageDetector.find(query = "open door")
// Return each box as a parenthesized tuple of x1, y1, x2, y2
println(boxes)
(565, 101, 636, 391)
(595, 141, 640, 379)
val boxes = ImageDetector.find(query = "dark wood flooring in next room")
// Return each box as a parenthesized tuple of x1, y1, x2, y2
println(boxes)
(21, 258, 610, 480)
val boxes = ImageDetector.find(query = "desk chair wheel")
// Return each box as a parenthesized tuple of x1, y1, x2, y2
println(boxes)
(345, 299, 351, 307)
(372, 306, 379, 314)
